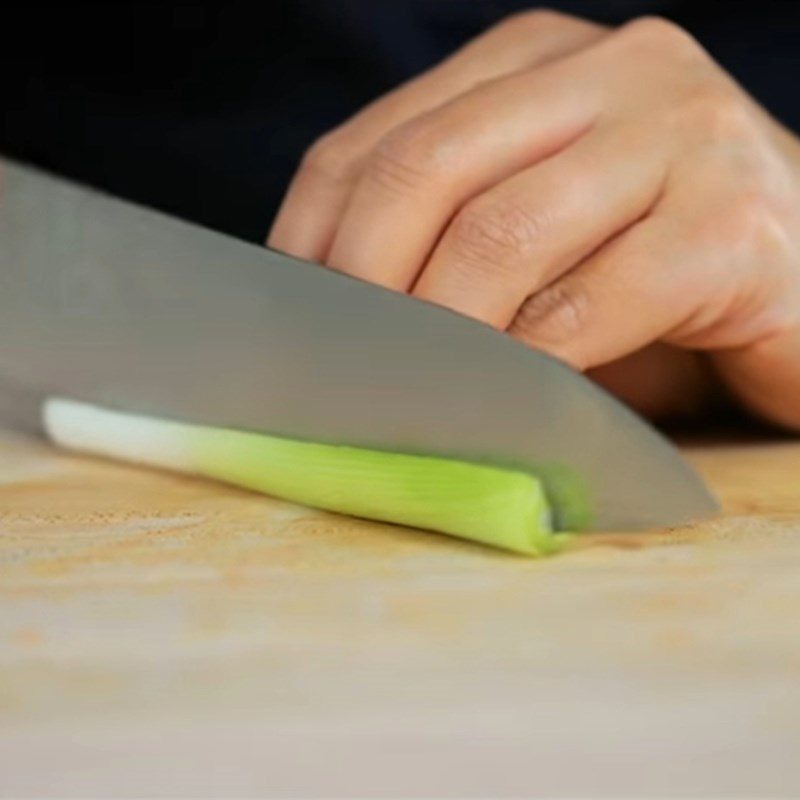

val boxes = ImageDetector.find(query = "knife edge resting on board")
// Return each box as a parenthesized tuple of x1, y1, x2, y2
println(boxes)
(44, 398, 578, 556)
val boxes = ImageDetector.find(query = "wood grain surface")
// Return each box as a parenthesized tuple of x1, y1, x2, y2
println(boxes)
(1, 428, 800, 797)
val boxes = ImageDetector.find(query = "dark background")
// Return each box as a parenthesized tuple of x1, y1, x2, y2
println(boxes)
(2, 1, 799, 242)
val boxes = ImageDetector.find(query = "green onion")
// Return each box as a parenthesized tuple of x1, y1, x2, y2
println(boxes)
(43, 397, 573, 556)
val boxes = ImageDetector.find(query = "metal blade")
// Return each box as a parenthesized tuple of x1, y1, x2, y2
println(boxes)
(0, 159, 717, 529)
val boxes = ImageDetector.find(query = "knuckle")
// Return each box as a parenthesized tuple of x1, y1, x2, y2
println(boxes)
(449, 197, 551, 272)
(690, 187, 787, 272)
(492, 8, 571, 35)
(617, 15, 703, 58)
(367, 119, 456, 195)
(299, 131, 354, 184)
(513, 281, 591, 346)
(730, 190, 771, 230)
(479, 8, 605, 52)
(677, 87, 756, 141)
(726, 190, 786, 256)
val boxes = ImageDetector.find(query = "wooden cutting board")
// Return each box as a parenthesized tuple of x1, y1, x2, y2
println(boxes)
(1, 427, 800, 796)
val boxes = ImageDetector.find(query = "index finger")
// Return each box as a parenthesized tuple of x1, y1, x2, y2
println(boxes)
(267, 11, 607, 261)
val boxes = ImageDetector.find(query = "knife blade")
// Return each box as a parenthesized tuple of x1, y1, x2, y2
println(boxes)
(0, 158, 717, 529)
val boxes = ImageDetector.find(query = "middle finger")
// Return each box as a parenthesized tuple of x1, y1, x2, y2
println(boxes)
(326, 56, 603, 290)
(412, 122, 669, 327)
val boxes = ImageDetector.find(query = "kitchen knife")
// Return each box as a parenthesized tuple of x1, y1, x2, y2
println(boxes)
(0, 158, 717, 529)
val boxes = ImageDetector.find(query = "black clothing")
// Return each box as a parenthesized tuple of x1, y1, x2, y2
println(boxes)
(3, 1, 799, 242)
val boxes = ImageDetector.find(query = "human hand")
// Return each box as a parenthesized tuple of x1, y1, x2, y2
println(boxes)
(269, 10, 800, 429)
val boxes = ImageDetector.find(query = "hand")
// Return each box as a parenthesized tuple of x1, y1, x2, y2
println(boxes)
(269, 10, 800, 429)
